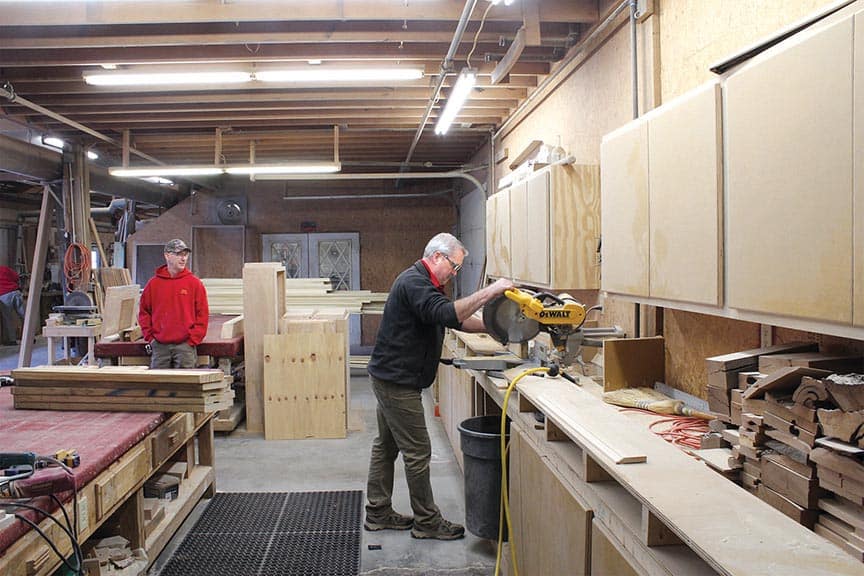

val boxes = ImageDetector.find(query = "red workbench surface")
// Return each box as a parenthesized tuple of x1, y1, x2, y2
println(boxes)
(94, 314, 243, 359)
(0, 387, 164, 554)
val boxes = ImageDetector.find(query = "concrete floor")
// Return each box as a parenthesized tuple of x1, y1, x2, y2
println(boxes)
(1, 342, 497, 575)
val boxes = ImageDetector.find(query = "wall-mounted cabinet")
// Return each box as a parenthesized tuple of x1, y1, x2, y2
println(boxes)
(486, 163, 600, 289)
(856, 11, 864, 328)
(726, 17, 854, 324)
(601, 81, 722, 306)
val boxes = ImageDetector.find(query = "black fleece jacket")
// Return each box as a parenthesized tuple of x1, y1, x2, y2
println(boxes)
(368, 261, 462, 389)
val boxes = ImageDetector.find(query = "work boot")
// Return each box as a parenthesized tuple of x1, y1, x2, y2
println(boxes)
(364, 510, 414, 531)
(410, 518, 465, 540)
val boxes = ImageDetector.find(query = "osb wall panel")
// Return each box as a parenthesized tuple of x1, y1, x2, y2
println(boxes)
(663, 310, 760, 399)
(657, 0, 839, 101)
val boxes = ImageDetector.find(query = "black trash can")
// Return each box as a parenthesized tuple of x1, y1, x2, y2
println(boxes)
(458, 415, 510, 540)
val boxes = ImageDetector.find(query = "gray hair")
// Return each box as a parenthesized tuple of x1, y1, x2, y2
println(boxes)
(423, 232, 468, 259)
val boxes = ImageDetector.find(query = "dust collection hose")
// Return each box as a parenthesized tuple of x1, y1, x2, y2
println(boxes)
(495, 364, 556, 576)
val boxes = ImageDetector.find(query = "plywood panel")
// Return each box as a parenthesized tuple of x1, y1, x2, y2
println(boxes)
(192, 225, 244, 279)
(726, 17, 854, 323)
(524, 171, 550, 284)
(648, 81, 722, 306)
(512, 428, 590, 576)
(600, 119, 649, 296)
(855, 11, 864, 327)
(591, 519, 641, 576)
(263, 319, 347, 439)
(243, 262, 285, 434)
(485, 189, 511, 278)
(509, 181, 531, 283)
(551, 164, 600, 289)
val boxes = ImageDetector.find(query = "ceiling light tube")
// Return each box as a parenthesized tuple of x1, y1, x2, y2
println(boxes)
(84, 71, 251, 86)
(109, 166, 225, 177)
(42, 136, 65, 149)
(434, 69, 477, 135)
(255, 68, 423, 83)
(225, 162, 342, 175)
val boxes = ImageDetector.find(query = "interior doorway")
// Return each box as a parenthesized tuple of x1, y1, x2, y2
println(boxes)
(262, 233, 361, 350)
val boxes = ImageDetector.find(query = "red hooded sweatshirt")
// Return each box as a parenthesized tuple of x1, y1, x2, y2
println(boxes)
(138, 265, 209, 346)
(0, 266, 20, 297)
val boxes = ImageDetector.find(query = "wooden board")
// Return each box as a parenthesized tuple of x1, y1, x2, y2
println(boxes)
(600, 118, 650, 296)
(591, 519, 641, 576)
(485, 188, 511, 278)
(551, 164, 600, 289)
(603, 336, 665, 392)
(102, 284, 140, 339)
(856, 11, 864, 327)
(263, 319, 347, 440)
(242, 262, 285, 434)
(451, 330, 508, 355)
(725, 17, 854, 323)
(510, 179, 550, 285)
(647, 81, 722, 306)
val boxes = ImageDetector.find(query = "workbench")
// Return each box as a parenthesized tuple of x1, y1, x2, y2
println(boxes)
(438, 330, 864, 576)
(0, 387, 215, 576)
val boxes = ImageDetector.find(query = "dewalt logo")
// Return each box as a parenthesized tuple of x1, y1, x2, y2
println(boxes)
(538, 310, 571, 319)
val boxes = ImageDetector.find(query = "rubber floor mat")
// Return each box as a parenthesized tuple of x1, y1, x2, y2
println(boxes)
(157, 491, 362, 576)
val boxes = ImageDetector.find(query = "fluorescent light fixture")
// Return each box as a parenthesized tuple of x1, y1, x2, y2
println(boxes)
(434, 69, 477, 135)
(84, 71, 250, 86)
(110, 162, 342, 178)
(109, 166, 224, 177)
(87, 150, 99, 160)
(254, 68, 423, 83)
(225, 162, 341, 175)
(42, 136, 65, 149)
(489, 0, 516, 5)
(142, 176, 175, 186)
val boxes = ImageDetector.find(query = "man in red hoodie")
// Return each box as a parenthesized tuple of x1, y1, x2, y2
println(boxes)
(138, 239, 209, 368)
(0, 266, 25, 346)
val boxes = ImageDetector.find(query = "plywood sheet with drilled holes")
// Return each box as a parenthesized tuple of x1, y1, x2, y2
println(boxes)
(600, 118, 650, 296)
(726, 17, 854, 323)
(648, 81, 722, 306)
(485, 189, 511, 278)
(551, 164, 600, 289)
(263, 320, 347, 440)
(855, 11, 864, 327)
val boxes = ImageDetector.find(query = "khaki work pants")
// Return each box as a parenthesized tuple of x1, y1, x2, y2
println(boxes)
(150, 340, 197, 369)
(365, 376, 443, 530)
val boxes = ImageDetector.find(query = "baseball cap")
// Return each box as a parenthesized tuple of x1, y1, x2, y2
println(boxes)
(164, 239, 191, 254)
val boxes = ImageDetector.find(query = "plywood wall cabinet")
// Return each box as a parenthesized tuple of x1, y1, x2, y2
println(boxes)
(601, 119, 650, 297)
(485, 187, 512, 278)
(854, 11, 864, 328)
(489, 163, 600, 289)
(726, 16, 854, 324)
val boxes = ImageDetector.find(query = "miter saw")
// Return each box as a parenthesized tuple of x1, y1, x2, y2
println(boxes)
(483, 287, 624, 369)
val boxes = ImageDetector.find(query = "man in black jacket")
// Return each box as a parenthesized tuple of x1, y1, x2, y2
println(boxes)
(365, 232, 513, 540)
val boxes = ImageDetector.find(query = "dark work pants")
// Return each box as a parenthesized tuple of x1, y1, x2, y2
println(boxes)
(365, 376, 442, 530)
(150, 340, 197, 369)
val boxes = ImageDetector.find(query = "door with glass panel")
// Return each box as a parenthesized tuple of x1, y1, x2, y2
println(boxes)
(262, 233, 360, 348)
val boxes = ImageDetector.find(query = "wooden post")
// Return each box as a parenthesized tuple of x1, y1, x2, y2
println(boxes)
(18, 186, 52, 368)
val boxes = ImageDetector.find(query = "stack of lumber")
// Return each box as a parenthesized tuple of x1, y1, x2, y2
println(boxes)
(201, 277, 387, 315)
(10, 366, 233, 413)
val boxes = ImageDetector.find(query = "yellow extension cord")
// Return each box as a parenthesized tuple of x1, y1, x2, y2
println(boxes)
(494, 366, 551, 576)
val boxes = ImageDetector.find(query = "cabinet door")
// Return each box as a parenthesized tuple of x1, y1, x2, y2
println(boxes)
(648, 82, 722, 306)
(600, 119, 650, 296)
(510, 177, 550, 285)
(550, 164, 600, 289)
(855, 11, 864, 327)
(726, 17, 854, 323)
(485, 189, 511, 277)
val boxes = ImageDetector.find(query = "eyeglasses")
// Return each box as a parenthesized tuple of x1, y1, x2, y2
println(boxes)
(440, 252, 462, 273)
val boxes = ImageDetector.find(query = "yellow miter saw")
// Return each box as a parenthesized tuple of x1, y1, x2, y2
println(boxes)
(483, 287, 622, 367)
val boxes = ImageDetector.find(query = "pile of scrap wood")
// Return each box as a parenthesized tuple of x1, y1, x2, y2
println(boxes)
(699, 344, 864, 562)
(10, 366, 233, 413)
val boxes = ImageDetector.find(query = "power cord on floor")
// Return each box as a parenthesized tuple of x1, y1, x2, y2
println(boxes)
(495, 365, 551, 576)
